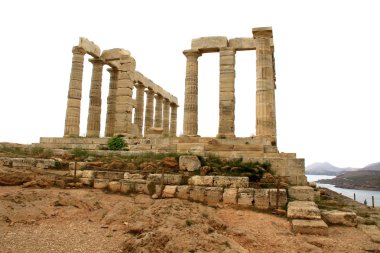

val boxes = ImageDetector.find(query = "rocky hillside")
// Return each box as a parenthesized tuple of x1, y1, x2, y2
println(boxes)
(318, 170, 380, 190)
(306, 162, 357, 175)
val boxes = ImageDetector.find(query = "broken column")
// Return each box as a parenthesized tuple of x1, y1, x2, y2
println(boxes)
(134, 82, 145, 136)
(86, 58, 104, 137)
(154, 94, 163, 128)
(105, 68, 118, 137)
(162, 98, 170, 136)
(169, 103, 178, 137)
(218, 47, 236, 138)
(64, 46, 86, 137)
(253, 27, 277, 145)
(144, 89, 155, 135)
(183, 50, 201, 136)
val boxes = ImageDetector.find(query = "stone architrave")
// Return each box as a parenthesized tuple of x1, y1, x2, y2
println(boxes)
(134, 82, 145, 136)
(64, 46, 86, 137)
(86, 58, 104, 137)
(162, 98, 170, 136)
(218, 47, 236, 138)
(154, 94, 163, 128)
(169, 103, 178, 137)
(253, 27, 277, 145)
(105, 68, 118, 137)
(114, 55, 136, 135)
(144, 89, 155, 135)
(183, 49, 201, 136)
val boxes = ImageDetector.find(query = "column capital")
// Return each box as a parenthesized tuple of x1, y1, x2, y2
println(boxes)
(106, 67, 117, 73)
(183, 49, 201, 58)
(170, 102, 179, 107)
(155, 93, 163, 99)
(145, 88, 155, 95)
(252, 27, 273, 38)
(89, 57, 105, 65)
(134, 81, 145, 89)
(72, 46, 86, 55)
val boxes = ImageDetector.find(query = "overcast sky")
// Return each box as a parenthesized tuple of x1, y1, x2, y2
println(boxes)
(0, 0, 379, 168)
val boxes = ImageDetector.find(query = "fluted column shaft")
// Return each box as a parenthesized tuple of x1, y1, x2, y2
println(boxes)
(169, 104, 178, 137)
(105, 68, 118, 137)
(253, 27, 277, 145)
(86, 58, 104, 137)
(218, 47, 236, 138)
(183, 50, 200, 136)
(64, 46, 86, 137)
(144, 89, 155, 134)
(154, 94, 163, 128)
(134, 83, 145, 136)
(162, 99, 170, 136)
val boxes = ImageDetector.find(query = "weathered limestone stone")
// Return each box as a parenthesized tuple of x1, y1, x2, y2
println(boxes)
(169, 103, 178, 137)
(183, 50, 200, 136)
(144, 89, 155, 134)
(321, 210, 357, 227)
(253, 27, 277, 145)
(94, 179, 109, 189)
(64, 46, 86, 137)
(162, 185, 177, 198)
(82, 170, 95, 179)
(228, 38, 255, 50)
(238, 188, 254, 206)
(86, 58, 104, 137)
(179, 155, 201, 172)
(120, 180, 135, 194)
(253, 189, 270, 209)
(105, 68, 118, 137)
(268, 189, 287, 208)
(79, 177, 93, 186)
(79, 37, 101, 57)
(134, 82, 145, 136)
(101, 48, 130, 60)
(108, 181, 121, 193)
(205, 187, 223, 207)
(223, 188, 238, 205)
(188, 176, 214, 186)
(176, 185, 190, 200)
(154, 94, 163, 128)
(288, 186, 316, 201)
(292, 219, 328, 236)
(162, 99, 170, 136)
(164, 174, 183, 185)
(124, 172, 144, 180)
(69, 162, 87, 170)
(287, 201, 321, 220)
(213, 176, 249, 188)
(218, 47, 236, 138)
(189, 186, 206, 203)
(191, 36, 228, 52)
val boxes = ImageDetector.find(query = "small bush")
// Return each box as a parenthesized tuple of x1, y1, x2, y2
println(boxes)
(71, 148, 89, 158)
(107, 136, 126, 150)
(186, 220, 193, 226)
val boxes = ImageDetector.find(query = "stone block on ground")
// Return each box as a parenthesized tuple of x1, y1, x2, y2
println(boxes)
(93, 179, 109, 190)
(253, 189, 270, 209)
(205, 187, 223, 207)
(238, 188, 254, 206)
(163, 174, 183, 185)
(162, 185, 177, 198)
(288, 186, 316, 201)
(213, 176, 249, 188)
(69, 162, 87, 170)
(268, 189, 287, 208)
(179, 155, 201, 172)
(188, 176, 214, 186)
(321, 210, 357, 227)
(223, 188, 238, 205)
(35, 159, 56, 169)
(292, 219, 328, 236)
(82, 170, 96, 179)
(120, 180, 135, 194)
(287, 201, 321, 220)
(176, 185, 190, 200)
(189, 186, 206, 203)
(79, 177, 93, 186)
(124, 172, 144, 180)
(108, 181, 121, 193)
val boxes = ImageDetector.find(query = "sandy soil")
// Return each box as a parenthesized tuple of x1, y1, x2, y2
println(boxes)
(0, 185, 379, 253)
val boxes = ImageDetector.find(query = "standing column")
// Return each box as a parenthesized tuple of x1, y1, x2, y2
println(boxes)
(105, 68, 118, 137)
(64, 46, 86, 137)
(144, 89, 155, 134)
(154, 94, 163, 128)
(169, 103, 178, 137)
(183, 49, 200, 136)
(218, 47, 236, 138)
(253, 27, 277, 145)
(134, 82, 145, 136)
(162, 98, 170, 136)
(86, 58, 104, 137)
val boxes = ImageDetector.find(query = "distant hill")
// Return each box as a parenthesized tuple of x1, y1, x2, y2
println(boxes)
(362, 162, 380, 171)
(318, 170, 380, 190)
(306, 162, 357, 175)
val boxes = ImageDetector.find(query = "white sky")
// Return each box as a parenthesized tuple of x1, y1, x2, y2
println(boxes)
(0, 0, 379, 168)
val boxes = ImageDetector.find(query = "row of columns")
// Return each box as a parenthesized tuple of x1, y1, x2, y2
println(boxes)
(64, 49, 178, 138)
(182, 27, 277, 145)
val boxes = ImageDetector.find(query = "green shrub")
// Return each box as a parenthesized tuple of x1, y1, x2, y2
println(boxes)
(71, 148, 89, 158)
(107, 136, 126, 150)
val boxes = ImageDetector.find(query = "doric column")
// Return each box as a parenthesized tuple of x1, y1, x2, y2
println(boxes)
(86, 58, 104, 137)
(144, 89, 155, 134)
(105, 68, 118, 137)
(183, 49, 201, 136)
(154, 94, 163, 128)
(218, 47, 236, 138)
(162, 98, 170, 136)
(134, 82, 145, 136)
(64, 46, 86, 137)
(114, 56, 136, 136)
(169, 103, 178, 137)
(253, 27, 277, 145)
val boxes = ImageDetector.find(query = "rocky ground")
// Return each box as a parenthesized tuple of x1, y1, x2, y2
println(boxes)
(0, 165, 379, 253)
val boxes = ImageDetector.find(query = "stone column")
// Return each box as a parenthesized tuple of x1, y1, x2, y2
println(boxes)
(105, 68, 118, 137)
(144, 89, 155, 135)
(162, 98, 170, 136)
(154, 94, 163, 128)
(64, 46, 86, 137)
(218, 47, 236, 138)
(86, 58, 104, 137)
(169, 103, 178, 137)
(134, 82, 145, 136)
(183, 50, 200, 136)
(253, 27, 277, 145)
(114, 56, 136, 136)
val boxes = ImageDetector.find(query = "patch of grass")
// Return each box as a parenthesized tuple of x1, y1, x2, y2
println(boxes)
(107, 135, 126, 150)
(186, 220, 193, 226)
(71, 148, 89, 159)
